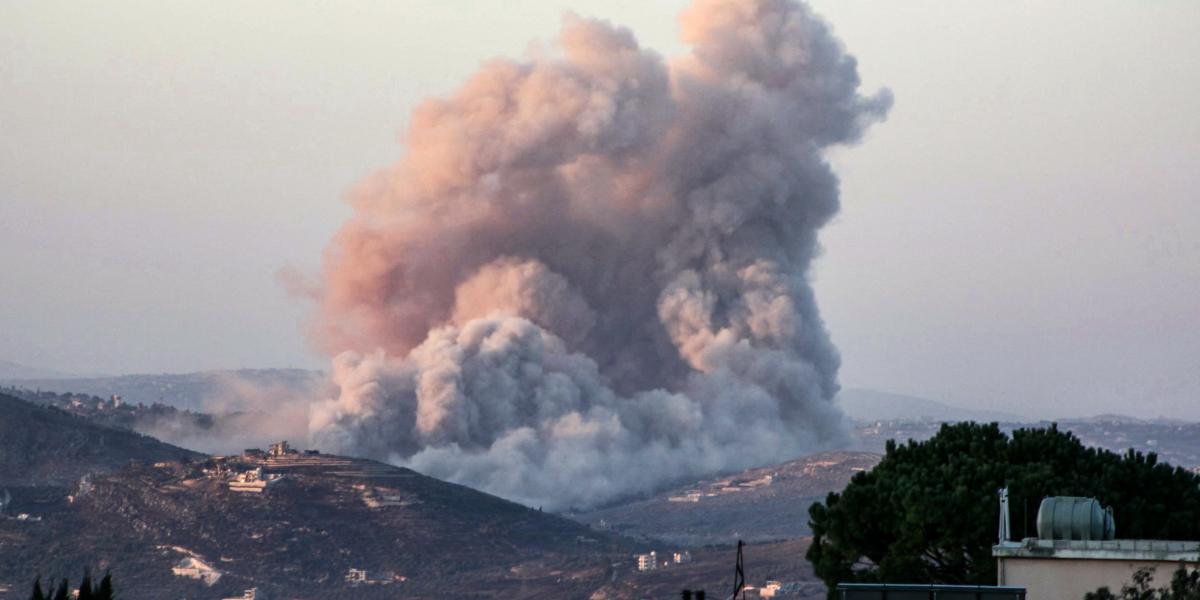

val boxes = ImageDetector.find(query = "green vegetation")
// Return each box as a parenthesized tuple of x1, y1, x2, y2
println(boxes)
(807, 422, 1200, 594)
(29, 571, 114, 600)
(1085, 564, 1200, 600)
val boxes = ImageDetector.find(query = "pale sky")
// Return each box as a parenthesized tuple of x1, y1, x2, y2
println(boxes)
(2, 1, 1197, 419)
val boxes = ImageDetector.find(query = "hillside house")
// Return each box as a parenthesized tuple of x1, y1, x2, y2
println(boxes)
(171, 557, 221, 586)
(228, 468, 283, 493)
(761, 581, 784, 597)
(761, 580, 807, 597)
(268, 441, 296, 457)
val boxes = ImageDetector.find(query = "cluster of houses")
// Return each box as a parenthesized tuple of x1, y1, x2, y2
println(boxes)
(632, 549, 808, 597)
(635, 550, 692, 572)
(345, 567, 406, 585)
(201, 441, 325, 495)
(668, 473, 774, 503)
(241, 440, 315, 460)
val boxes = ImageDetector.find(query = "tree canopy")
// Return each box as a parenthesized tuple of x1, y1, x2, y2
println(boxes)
(29, 571, 113, 600)
(807, 423, 1200, 594)
(1086, 564, 1200, 600)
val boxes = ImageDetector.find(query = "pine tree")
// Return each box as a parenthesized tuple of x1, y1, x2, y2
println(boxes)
(95, 572, 114, 600)
(28, 577, 45, 600)
(77, 570, 94, 600)
(50, 579, 68, 600)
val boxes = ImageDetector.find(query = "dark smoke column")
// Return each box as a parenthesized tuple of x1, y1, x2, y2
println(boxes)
(307, 0, 891, 510)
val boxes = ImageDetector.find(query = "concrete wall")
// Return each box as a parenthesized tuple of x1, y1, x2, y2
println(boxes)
(998, 557, 1196, 600)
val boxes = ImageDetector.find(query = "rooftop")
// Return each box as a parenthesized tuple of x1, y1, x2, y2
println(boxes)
(994, 539, 1200, 562)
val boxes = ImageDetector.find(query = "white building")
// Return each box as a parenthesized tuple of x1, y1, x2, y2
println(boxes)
(346, 568, 368, 584)
(267, 441, 294, 457)
(636, 551, 657, 572)
(673, 551, 692, 564)
(171, 557, 222, 586)
(221, 588, 264, 600)
(228, 468, 283, 493)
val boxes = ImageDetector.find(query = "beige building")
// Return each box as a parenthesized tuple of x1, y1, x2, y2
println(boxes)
(990, 494, 1200, 600)
(637, 551, 658, 572)
(995, 538, 1200, 600)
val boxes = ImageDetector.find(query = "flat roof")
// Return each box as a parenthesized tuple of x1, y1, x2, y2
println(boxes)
(994, 539, 1200, 562)
(838, 585, 1026, 592)
(837, 583, 1026, 600)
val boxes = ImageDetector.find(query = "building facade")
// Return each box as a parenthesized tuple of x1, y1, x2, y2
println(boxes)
(994, 539, 1200, 600)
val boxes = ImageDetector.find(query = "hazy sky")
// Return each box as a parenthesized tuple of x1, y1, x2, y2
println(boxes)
(2, 1, 1197, 419)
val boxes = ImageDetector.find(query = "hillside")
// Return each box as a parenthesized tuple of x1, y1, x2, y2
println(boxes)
(0, 450, 637, 599)
(592, 538, 825, 600)
(0, 369, 324, 412)
(853, 419, 1200, 471)
(571, 452, 882, 546)
(0, 393, 202, 486)
(835, 388, 1025, 423)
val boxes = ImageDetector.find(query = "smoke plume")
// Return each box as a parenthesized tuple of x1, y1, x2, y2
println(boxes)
(306, 0, 890, 510)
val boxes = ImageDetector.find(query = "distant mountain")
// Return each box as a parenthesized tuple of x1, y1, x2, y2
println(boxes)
(0, 451, 634, 599)
(835, 388, 1025, 423)
(570, 451, 882, 547)
(0, 368, 325, 411)
(0, 359, 77, 380)
(1066, 413, 1195, 426)
(0, 393, 202, 486)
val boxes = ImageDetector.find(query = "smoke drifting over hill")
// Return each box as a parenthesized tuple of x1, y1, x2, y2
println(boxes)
(305, 0, 890, 509)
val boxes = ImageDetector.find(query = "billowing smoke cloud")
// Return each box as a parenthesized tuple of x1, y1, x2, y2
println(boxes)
(139, 371, 323, 455)
(306, 0, 890, 510)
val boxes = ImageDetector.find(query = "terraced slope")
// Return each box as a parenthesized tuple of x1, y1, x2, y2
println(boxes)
(571, 452, 882, 546)
(0, 452, 633, 599)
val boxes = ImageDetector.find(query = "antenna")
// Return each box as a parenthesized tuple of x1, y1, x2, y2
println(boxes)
(730, 540, 745, 600)
(998, 487, 1011, 543)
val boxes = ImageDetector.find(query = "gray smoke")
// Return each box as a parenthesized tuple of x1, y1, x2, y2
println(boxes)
(305, 0, 890, 510)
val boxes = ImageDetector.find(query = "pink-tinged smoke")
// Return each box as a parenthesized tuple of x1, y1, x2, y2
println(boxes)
(306, 0, 891, 510)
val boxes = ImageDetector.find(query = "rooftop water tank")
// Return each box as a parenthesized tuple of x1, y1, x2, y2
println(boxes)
(1036, 496, 1116, 541)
